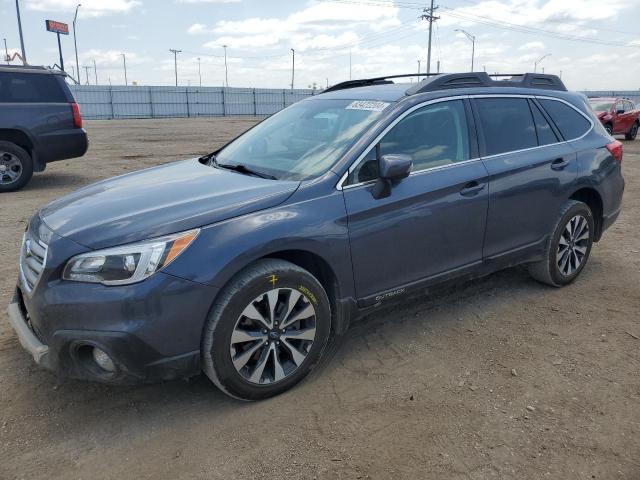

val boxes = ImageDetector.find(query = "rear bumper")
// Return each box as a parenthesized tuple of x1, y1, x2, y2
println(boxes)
(36, 128, 88, 165)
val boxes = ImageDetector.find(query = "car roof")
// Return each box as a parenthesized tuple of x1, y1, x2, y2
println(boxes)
(0, 65, 64, 75)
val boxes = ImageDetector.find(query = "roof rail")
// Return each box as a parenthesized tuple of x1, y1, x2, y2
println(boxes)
(324, 73, 438, 93)
(406, 72, 566, 94)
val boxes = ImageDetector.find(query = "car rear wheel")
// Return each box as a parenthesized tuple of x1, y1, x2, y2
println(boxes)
(201, 259, 331, 401)
(625, 121, 638, 140)
(528, 200, 594, 287)
(0, 141, 33, 193)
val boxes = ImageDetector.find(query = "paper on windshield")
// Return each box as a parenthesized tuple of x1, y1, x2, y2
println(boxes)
(346, 101, 390, 112)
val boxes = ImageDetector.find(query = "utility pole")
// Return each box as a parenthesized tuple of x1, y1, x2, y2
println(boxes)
(417, 60, 421, 75)
(93, 58, 97, 85)
(3, 38, 9, 64)
(290, 48, 295, 90)
(73, 4, 81, 85)
(420, 0, 439, 74)
(437, 60, 440, 73)
(455, 29, 475, 71)
(534, 53, 551, 73)
(121, 53, 128, 85)
(169, 49, 181, 86)
(197, 57, 202, 87)
(83, 65, 90, 85)
(222, 45, 229, 87)
(15, 0, 27, 64)
(349, 48, 352, 80)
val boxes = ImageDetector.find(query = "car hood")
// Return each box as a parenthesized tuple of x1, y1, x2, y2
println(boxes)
(40, 159, 300, 249)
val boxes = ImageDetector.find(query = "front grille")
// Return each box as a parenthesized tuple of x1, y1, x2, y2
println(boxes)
(19, 230, 48, 295)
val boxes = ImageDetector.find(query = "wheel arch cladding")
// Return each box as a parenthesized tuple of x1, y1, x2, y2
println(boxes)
(0, 129, 34, 154)
(570, 188, 603, 240)
(262, 249, 343, 331)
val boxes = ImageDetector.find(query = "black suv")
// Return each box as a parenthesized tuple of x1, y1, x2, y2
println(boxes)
(0, 65, 88, 192)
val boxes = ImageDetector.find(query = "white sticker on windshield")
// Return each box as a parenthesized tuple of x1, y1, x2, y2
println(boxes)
(346, 100, 390, 112)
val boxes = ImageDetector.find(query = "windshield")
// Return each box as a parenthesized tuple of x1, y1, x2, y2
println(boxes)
(215, 98, 391, 181)
(589, 100, 614, 112)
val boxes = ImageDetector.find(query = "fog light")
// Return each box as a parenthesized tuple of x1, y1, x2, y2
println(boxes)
(92, 347, 116, 373)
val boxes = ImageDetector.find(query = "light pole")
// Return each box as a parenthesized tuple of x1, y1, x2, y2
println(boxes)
(3, 38, 9, 64)
(169, 49, 181, 86)
(290, 48, 295, 90)
(121, 53, 128, 85)
(534, 53, 551, 73)
(73, 4, 81, 84)
(15, 0, 27, 63)
(93, 58, 97, 84)
(222, 45, 229, 87)
(417, 60, 421, 75)
(455, 29, 475, 72)
(197, 57, 202, 87)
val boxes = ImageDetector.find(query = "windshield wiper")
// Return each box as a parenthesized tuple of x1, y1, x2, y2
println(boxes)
(216, 162, 277, 180)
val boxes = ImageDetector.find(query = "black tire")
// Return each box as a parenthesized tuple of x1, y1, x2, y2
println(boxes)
(528, 200, 594, 287)
(625, 121, 638, 141)
(0, 141, 33, 192)
(604, 123, 613, 136)
(202, 259, 331, 401)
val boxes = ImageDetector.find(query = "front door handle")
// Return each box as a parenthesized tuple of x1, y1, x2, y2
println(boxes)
(460, 180, 485, 197)
(551, 158, 570, 171)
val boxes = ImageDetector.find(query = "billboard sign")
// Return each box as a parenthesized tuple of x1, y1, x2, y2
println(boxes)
(45, 20, 69, 35)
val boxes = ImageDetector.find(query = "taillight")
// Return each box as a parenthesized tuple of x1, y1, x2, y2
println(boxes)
(606, 140, 623, 164)
(71, 102, 83, 129)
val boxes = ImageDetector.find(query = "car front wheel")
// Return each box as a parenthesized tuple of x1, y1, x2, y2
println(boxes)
(528, 200, 594, 287)
(202, 259, 331, 400)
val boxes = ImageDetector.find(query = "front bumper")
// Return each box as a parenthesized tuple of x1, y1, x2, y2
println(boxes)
(7, 293, 51, 369)
(9, 271, 218, 384)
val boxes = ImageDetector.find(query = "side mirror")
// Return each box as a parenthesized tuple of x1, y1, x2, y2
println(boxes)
(371, 154, 412, 199)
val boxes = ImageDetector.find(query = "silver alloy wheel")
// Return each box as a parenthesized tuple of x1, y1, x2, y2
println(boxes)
(556, 214, 590, 276)
(0, 152, 23, 185)
(230, 288, 317, 385)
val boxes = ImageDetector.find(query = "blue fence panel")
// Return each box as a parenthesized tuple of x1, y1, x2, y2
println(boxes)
(70, 85, 317, 120)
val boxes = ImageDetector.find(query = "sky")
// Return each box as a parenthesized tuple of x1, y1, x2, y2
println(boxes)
(0, 0, 639, 90)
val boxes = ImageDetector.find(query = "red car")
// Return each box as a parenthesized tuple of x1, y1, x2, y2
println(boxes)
(589, 97, 639, 140)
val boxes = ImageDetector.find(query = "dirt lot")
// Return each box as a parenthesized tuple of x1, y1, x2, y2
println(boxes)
(1, 118, 639, 480)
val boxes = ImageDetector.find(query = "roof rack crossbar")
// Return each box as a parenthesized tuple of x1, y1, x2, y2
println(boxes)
(323, 73, 440, 93)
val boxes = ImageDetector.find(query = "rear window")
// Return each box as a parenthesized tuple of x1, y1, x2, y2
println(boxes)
(0, 72, 67, 103)
(475, 98, 537, 156)
(539, 99, 591, 141)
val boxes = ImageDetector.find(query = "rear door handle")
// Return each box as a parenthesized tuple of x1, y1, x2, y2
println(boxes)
(459, 180, 485, 197)
(551, 158, 570, 171)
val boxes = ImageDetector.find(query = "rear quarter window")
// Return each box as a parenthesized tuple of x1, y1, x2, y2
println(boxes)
(0, 72, 67, 103)
(539, 99, 591, 141)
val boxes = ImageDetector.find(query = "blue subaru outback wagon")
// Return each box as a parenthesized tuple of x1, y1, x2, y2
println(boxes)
(8, 73, 624, 400)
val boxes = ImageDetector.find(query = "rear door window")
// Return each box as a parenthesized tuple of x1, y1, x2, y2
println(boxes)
(475, 98, 537, 156)
(529, 100, 559, 146)
(0, 72, 67, 103)
(539, 99, 591, 141)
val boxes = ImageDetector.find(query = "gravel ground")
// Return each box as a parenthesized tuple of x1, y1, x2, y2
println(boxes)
(1, 118, 639, 480)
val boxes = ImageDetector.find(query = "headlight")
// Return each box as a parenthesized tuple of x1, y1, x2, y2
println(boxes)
(62, 229, 199, 285)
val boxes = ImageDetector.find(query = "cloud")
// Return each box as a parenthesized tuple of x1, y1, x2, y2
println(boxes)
(519, 41, 545, 50)
(177, 0, 240, 3)
(188, 23, 209, 35)
(25, 0, 140, 17)
(197, 1, 400, 53)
